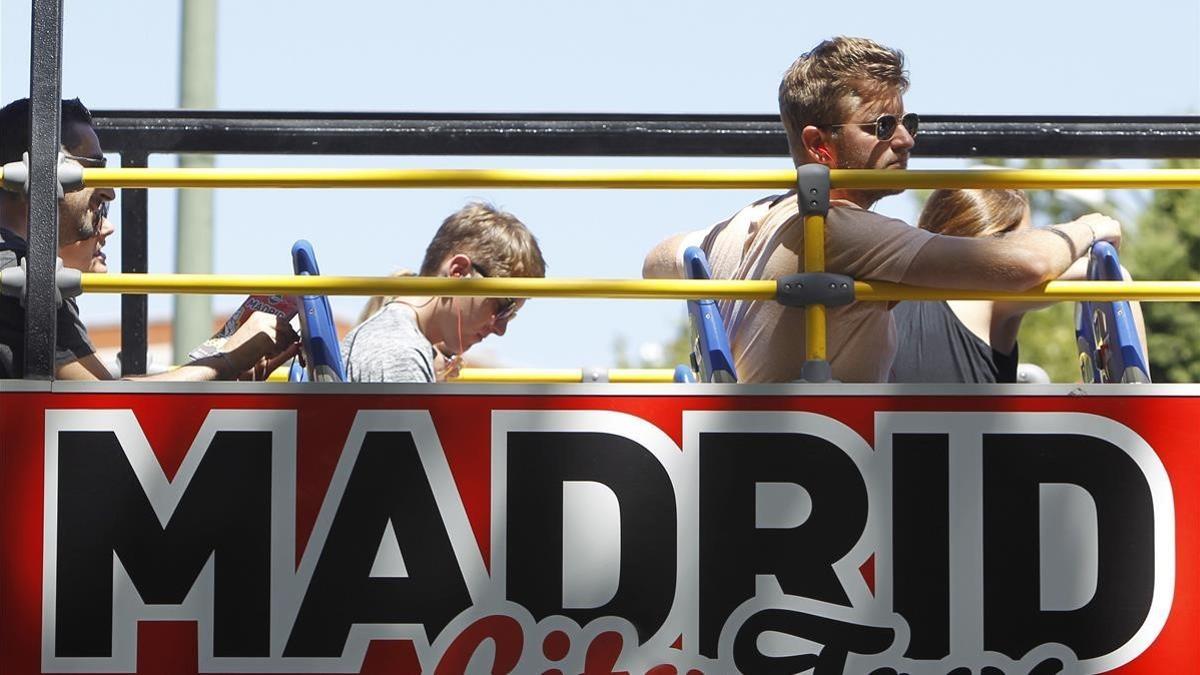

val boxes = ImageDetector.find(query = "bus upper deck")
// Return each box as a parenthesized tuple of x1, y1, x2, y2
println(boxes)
(3, 3, 1200, 674)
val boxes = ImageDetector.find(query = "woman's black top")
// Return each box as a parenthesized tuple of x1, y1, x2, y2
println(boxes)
(890, 301, 1018, 383)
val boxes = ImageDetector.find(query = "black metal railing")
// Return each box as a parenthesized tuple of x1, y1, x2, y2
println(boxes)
(92, 111, 1200, 375)
(92, 110, 1200, 158)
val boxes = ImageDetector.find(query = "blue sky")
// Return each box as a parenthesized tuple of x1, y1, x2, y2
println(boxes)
(3, 0, 1198, 369)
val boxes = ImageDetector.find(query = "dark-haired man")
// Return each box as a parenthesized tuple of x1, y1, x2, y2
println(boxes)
(0, 97, 297, 379)
(643, 36, 1121, 383)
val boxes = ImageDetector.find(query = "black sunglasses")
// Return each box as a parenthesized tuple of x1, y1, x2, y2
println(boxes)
(64, 199, 110, 245)
(62, 152, 108, 168)
(470, 262, 519, 323)
(824, 112, 919, 141)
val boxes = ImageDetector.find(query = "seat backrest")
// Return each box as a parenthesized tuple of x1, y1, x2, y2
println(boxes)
(672, 364, 697, 383)
(682, 247, 737, 383)
(1075, 241, 1150, 383)
(290, 240, 345, 382)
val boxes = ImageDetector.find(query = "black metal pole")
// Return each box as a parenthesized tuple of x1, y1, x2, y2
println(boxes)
(24, 0, 65, 380)
(119, 151, 149, 376)
(91, 111, 1200, 159)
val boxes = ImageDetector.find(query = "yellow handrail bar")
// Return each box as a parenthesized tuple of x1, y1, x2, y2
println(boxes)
(803, 214, 827, 362)
(453, 368, 676, 383)
(73, 273, 1200, 302)
(79, 274, 778, 298)
(9, 167, 1195, 190)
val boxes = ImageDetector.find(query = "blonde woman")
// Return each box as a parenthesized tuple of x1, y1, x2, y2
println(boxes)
(890, 189, 1145, 383)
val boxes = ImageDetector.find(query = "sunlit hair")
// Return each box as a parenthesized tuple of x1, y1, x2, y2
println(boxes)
(918, 189, 1030, 238)
(778, 37, 909, 163)
(419, 201, 546, 278)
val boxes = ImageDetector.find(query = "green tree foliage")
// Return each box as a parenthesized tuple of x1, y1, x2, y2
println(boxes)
(1013, 303, 1079, 382)
(1124, 160, 1200, 382)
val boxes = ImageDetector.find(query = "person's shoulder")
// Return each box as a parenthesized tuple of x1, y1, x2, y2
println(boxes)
(755, 192, 797, 216)
(830, 202, 908, 226)
(831, 203, 932, 239)
(347, 303, 428, 347)
(720, 192, 800, 236)
(342, 306, 435, 384)
(722, 192, 794, 224)
(356, 302, 414, 329)
(378, 303, 423, 333)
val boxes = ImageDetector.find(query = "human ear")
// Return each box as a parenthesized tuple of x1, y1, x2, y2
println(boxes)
(800, 125, 833, 165)
(444, 253, 473, 278)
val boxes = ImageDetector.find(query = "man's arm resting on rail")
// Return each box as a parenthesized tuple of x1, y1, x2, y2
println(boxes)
(54, 311, 300, 381)
(902, 213, 1122, 291)
(55, 353, 116, 380)
(56, 352, 249, 382)
(149, 311, 300, 381)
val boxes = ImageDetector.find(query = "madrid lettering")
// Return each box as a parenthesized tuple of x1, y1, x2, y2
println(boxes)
(40, 408, 1174, 674)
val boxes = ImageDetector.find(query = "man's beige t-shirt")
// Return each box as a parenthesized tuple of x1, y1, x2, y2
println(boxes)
(691, 192, 935, 383)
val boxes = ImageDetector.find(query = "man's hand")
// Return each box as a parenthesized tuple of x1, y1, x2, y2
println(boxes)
(1072, 213, 1122, 250)
(432, 342, 463, 381)
(221, 311, 301, 380)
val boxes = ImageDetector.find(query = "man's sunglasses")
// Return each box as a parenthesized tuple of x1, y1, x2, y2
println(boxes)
(62, 200, 109, 245)
(470, 262, 519, 323)
(62, 152, 108, 168)
(823, 112, 920, 141)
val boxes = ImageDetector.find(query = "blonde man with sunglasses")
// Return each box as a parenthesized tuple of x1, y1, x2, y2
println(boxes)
(643, 36, 1121, 383)
(341, 201, 546, 383)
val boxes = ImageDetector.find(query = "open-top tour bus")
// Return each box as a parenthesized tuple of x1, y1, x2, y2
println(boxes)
(4, 4, 1200, 674)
